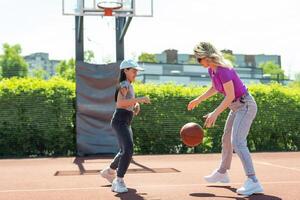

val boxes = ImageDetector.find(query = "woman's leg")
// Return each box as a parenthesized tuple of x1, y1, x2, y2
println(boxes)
(231, 101, 257, 177)
(218, 110, 236, 173)
(204, 112, 234, 183)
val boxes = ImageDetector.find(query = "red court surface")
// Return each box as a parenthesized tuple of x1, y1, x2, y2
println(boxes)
(0, 152, 299, 200)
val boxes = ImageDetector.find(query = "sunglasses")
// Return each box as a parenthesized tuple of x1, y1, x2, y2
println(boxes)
(197, 58, 202, 63)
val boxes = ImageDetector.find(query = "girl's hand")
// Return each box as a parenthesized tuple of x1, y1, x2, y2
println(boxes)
(139, 96, 151, 104)
(203, 111, 219, 128)
(133, 103, 140, 115)
(187, 98, 201, 111)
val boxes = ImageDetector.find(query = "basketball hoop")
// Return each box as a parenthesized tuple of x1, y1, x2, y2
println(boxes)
(97, 1, 123, 16)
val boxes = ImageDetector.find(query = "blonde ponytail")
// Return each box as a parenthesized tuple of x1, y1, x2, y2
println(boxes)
(194, 42, 233, 68)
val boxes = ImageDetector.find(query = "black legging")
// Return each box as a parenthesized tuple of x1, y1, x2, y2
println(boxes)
(110, 109, 134, 178)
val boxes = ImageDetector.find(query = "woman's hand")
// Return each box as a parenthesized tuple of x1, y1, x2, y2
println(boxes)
(187, 98, 201, 111)
(203, 111, 219, 128)
(133, 103, 140, 115)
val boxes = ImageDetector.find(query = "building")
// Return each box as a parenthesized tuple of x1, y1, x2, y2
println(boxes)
(137, 62, 264, 86)
(139, 49, 285, 85)
(155, 49, 281, 68)
(235, 54, 281, 68)
(24, 53, 60, 77)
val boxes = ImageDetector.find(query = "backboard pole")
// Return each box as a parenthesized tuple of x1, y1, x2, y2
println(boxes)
(115, 17, 126, 62)
(119, 17, 132, 42)
(75, 16, 84, 61)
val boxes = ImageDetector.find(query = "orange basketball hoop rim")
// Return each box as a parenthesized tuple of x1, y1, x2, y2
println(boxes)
(97, 1, 123, 16)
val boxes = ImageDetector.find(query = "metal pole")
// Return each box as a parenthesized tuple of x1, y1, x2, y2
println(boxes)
(119, 17, 132, 42)
(115, 17, 126, 62)
(75, 16, 84, 62)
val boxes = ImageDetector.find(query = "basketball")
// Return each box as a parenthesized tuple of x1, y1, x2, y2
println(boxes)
(180, 122, 204, 147)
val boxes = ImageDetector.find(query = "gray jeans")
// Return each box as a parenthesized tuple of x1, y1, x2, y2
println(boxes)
(219, 94, 257, 176)
(110, 109, 134, 178)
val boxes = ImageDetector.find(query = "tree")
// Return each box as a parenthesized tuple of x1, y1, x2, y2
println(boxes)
(221, 49, 236, 67)
(295, 72, 300, 81)
(84, 50, 95, 63)
(188, 57, 197, 64)
(289, 72, 300, 87)
(32, 68, 49, 79)
(56, 58, 75, 81)
(259, 61, 285, 80)
(103, 56, 113, 64)
(138, 53, 158, 63)
(0, 43, 28, 78)
(223, 53, 236, 67)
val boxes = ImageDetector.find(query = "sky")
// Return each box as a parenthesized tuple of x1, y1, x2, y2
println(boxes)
(0, 0, 300, 78)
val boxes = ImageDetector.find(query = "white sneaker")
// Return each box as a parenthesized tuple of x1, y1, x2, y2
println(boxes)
(204, 169, 230, 183)
(100, 167, 116, 183)
(237, 178, 264, 196)
(111, 178, 128, 193)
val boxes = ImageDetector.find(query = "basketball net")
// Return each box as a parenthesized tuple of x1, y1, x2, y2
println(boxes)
(97, 1, 123, 17)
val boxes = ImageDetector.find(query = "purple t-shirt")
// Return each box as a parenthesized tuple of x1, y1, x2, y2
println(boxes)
(208, 66, 247, 98)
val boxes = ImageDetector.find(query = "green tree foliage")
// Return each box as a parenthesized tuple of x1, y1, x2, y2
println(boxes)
(260, 61, 285, 79)
(31, 68, 49, 80)
(138, 52, 158, 63)
(223, 53, 236, 67)
(84, 50, 95, 63)
(296, 72, 300, 81)
(56, 58, 75, 81)
(289, 72, 300, 88)
(0, 43, 28, 78)
(103, 56, 113, 64)
(188, 57, 197, 64)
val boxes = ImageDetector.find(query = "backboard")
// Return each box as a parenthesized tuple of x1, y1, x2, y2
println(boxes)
(62, 0, 153, 17)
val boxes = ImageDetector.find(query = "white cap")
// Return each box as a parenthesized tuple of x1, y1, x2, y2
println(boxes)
(120, 59, 144, 70)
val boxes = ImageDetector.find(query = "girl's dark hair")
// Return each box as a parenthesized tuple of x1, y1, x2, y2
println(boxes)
(114, 69, 128, 102)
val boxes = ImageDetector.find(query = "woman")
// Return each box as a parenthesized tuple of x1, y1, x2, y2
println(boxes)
(187, 42, 263, 196)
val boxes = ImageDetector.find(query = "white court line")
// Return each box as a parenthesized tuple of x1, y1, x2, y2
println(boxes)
(1, 181, 300, 193)
(255, 161, 300, 172)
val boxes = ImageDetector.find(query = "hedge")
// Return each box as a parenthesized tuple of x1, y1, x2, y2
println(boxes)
(0, 78, 75, 157)
(132, 83, 300, 154)
(0, 78, 299, 157)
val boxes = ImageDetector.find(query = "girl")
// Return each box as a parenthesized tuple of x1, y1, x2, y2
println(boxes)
(187, 42, 263, 196)
(100, 59, 150, 193)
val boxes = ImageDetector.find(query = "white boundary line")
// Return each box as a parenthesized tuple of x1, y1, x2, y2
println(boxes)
(1, 181, 300, 193)
(255, 161, 300, 172)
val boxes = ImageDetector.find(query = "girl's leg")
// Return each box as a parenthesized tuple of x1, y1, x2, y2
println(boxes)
(101, 120, 124, 184)
(110, 151, 122, 170)
(110, 125, 133, 170)
(114, 123, 134, 178)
